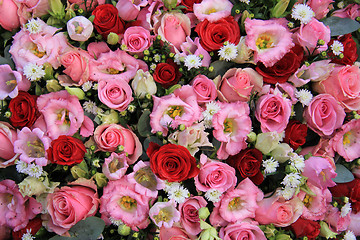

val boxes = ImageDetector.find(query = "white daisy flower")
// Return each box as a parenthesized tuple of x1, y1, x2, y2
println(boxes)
(82, 81, 93, 92)
(289, 153, 305, 172)
(26, 164, 44, 178)
(150, 63, 157, 71)
(93, 83, 98, 90)
(331, 40, 344, 56)
(291, 4, 315, 24)
(205, 189, 222, 203)
(281, 172, 302, 188)
(167, 185, 190, 204)
(343, 230, 356, 240)
(163, 181, 181, 193)
(25, 18, 42, 34)
(295, 89, 313, 106)
(277, 186, 296, 200)
(262, 157, 279, 174)
(218, 43, 238, 61)
(16, 160, 28, 174)
(341, 202, 352, 217)
(184, 55, 202, 70)
(22, 229, 35, 240)
(23, 63, 45, 82)
(173, 53, 182, 64)
(154, 54, 161, 63)
(83, 100, 98, 115)
(202, 101, 221, 121)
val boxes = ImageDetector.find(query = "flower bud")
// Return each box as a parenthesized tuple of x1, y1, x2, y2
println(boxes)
(46, 79, 63, 92)
(18, 177, 47, 197)
(270, 143, 292, 163)
(163, 0, 177, 10)
(275, 233, 292, 240)
(271, 0, 290, 18)
(255, 132, 281, 155)
(49, 0, 65, 18)
(247, 132, 257, 143)
(65, 86, 85, 100)
(93, 172, 108, 188)
(118, 224, 131, 236)
(198, 207, 210, 220)
(71, 165, 88, 179)
(98, 109, 120, 124)
(319, 221, 338, 239)
(131, 70, 157, 98)
(107, 32, 119, 45)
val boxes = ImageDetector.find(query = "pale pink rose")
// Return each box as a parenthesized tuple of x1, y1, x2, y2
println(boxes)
(245, 18, 294, 68)
(149, 200, 180, 228)
(255, 194, 304, 227)
(98, 78, 133, 112)
(177, 37, 211, 67)
(219, 220, 267, 240)
(324, 205, 351, 232)
(191, 74, 217, 104)
(193, 0, 232, 22)
(15, 0, 49, 25)
(122, 26, 153, 54)
(116, 0, 148, 21)
(215, 178, 264, 223)
(294, 18, 330, 54)
(102, 152, 129, 181)
(313, 65, 360, 112)
(332, 4, 360, 19)
(87, 41, 110, 59)
(255, 93, 292, 133)
(179, 196, 207, 235)
(194, 154, 237, 193)
(303, 94, 345, 136)
(67, 16, 94, 42)
(302, 156, 337, 189)
(159, 225, 196, 240)
(307, 0, 334, 19)
(154, 11, 191, 50)
(89, 49, 148, 82)
(348, 212, 360, 236)
(0, 179, 42, 232)
(0, 0, 20, 31)
(0, 64, 23, 100)
(150, 85, 202, 136)
(68, 0, 105, 10)
(215, 68, 263, 102)
(44, 179, 99, 236)
(100, 178, 151, 230)
(0, 122, 18, 168)
(93, 123, 142, 164)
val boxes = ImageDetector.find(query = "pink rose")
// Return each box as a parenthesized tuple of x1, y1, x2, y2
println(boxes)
(44, 179, 99, 236)
(94, 123, 142, 164)
(98, 79, 133, 112)
(122, 26, 153, 54)
(59, 49, 91, 86)
(215, 68, 263, 102)
(191, 74, 217, 104)
(294, 18, 331, 54)
(179, 196, 207, 235)
(307, 0, 333, 19)
(313, 65, 360, 112)
(0, 122, 18, 168)
(219, 220, 267, 240)
(303, 94, 345, 136)
(255, 194, 303, 227)
(0, 0, 20, 31)
(116, 0, 148, 21)
(255, 93, 292, 133)
(159, 225, 196, 240)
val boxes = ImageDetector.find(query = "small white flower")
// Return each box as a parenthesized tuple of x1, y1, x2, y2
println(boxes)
(331, 40, 344, 56)
(205, 189, 222, 203)
(240, 0, 250, 4)
(83, 100, 98, 115)
(22, 229, 35, 240)
(16, 160, 28, 174)
(163, 181, 181, 192)
(109, 217, 124, 226)
(25, 18, 42, 34)
(184, 55, 202, 70)
(150, 63, 157, 71)
(291, 4, 315, 24)
(154, 54, 161, 63)
(218, 43, 238, 61)
(282, 172, 302, 188)
(289, 153, 305, 172)
(277, 186, 296, 200)
(168, 185, 190, 204)
(341, 202, 352, 217)
(262, 157, 279, 174)
(23, 63, 45, 82)
(343, 230, 356, 240)
(93, 83, 98, 90)
(173, 53, 182, 64)
(82, 81, 93, 92)
(337, 1, 345, 9)
(26, 164, 44, 178)
(295, 89, 313, 106)
(202, 101, 221, 121)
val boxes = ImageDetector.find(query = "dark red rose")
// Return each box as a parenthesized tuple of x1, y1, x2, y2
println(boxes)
(226, 148, 264, 185)
(153, 59, 181, 88)
(329, 178, 360, 213)
(329, 34, 358, 65)
(9, 91, 40, 128)
(181, 0, 202, 12)
(92, 4, 125, 39)
(290, 218, 320, 240)
(284, 119, 308, 150)
(47, 135, 86, 166)
(12, 217, 42, 240)
(256, 45, 304, 84)
(195, 16, 241, 52)
(147, 142, 200, 182)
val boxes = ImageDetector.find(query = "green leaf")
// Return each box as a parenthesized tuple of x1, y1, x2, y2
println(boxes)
(333, 164, 354, 183)
(207, 60, 237, 79)
(49, 217, 105, 240)
(321, 17, 360, 36)
(137, 110, 152, 137)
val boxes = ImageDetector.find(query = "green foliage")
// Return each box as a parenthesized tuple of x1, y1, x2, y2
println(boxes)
(137, 110, 152, 137)
(321, 17, 360, 36)
(333, 164, 355, 183)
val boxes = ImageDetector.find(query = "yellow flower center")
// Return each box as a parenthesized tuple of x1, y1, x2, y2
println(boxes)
(119, 196, 137, 210)
(31, 45, 46, 58)
(57, 109, 71, 125)
(153, 208, 172, 223)
(228, 197, 243, 211)
(167, 106, 184, 119)
(256, 35, 274, 50)
(206, 8, 217, 14)
(108, 158, 124, 173)
(303, 194, 313, 208)
(107, 68, 120, 74)
(223, 118, 234, 133)
(75, 26, 84, 34)
(6, 79, 17, 91)
(27, 139, 45, 158)
(134, 166, 158, 191)
(343, 131, 352, 145)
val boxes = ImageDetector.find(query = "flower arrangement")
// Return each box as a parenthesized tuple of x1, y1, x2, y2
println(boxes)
(0, 0, 360, 239)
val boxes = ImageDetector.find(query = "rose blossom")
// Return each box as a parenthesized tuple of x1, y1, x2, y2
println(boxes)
(159, 225, 196, 240)
(150, 200, 180, 228)
(193, 0, 232, 22)
(219, 220, 267, 240)
(94, 124, 142, 164)
(179, 196, 207, 235)
(102, 152, 129, 181)
(116, 0, 148, 21)
(284, 119, 308, 150)
(131, 69, 157, 98)
(0, 64, 23, 100)
(303, 94, 345, 136)
(92, 4, 125, 39)
(302, 156, 337, 189)
(0, 122, 18, 168)
(289, 218, 321, 239)
(122, 26, 153, 54)
(329, 34, 358, 66)
(9, 91, 40, 128)
(153, 59, 181, 88)
(44, 179, 99, 236)
(67, 16, 93, 42)
(191, 74, 217, 104)
(98, 78, 133, 112)
(0, 0, 20, 31)
(330, 178, 360, 214)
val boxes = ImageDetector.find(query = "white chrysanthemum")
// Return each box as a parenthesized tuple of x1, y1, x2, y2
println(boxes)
(23, 63, 45, 82)
(154, 54, 161, 63)
(163, 181, 181, 193)
(26, 164, 44, 178)
(341, 202, 352, 217)
(22, 229, 35, 240)
(83, 100, 98, 115)
(16, 160, 28, 174)
(82, 81, 93, 92)
(295, 89, 313, 106)
(291, 4, 315, 24)
(93, 83, 98, 90)
(277, 186, 296, 200)
(150, 63, 157, 71)
(289, 153, 305, 172)
(109, 217, 124, 226)
(281, 172, 302, 188)
(174, 53, 181, 64)
(218, 43, 238, 61)
(343, 230, 356, 240)
(202, 101, 221, 121)
(168, 185, 190, 204)
(25, 18, 42, 34)
(262, 157, 279, 174)
(331, 40, 344, 56)
(184, 55, 202, 70)
(205, 189, 222, 203)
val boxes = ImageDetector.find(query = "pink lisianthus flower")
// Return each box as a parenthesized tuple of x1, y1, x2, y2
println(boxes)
(102, 152, 129, 181)
(177, 37, 211, 67)
(87, 42, 110, 59)
(245, 18, 294, 68)
(0, 122, 18, 168)
(324, 205, 351, 232)
(89, 49, 148, 83)
(98, 78, 133, 112)
(219, 220, 267, 240)
(348, 212, 360, 236)
(127, 160, 165, 199)
(149, 200, 180, 228)
(332, 3, 360, 19)
(212, 101, 252, 159)
(116, 0, 148, 21)
(37, 90, 94, 140)
(13, 127, 51, 166)
(302, 156, 337, 189)
(0, 179, 42, 232)
(306, 0, 334, 19)
(67, 16, 94, 42)
(14, 0, 49, 25)
(215, 178, 264, 223)
(150, 85, 202, 136)
(193, 0, 232, 22)
(0, 64, 23, 100)
(179, 196, 207, 235)
(100, 178, 152, 230)
(329, 119, 360, 162)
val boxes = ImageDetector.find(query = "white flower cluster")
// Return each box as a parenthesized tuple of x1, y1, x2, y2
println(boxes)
(218, 43, 238, 61)
(16, 160, 44, 179)
(205, 189, 222, 203)
(202, 101, 221, 128)
(291, 4, 315, 24)
(262, 157, 279, 174)
(23, 63, 45, 82)
(164, 181, 190, 204)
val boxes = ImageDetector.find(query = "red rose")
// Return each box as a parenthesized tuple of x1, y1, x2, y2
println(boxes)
(256, 45, 304, 84)
(226, 148, 264, 185)
(9, 91, 40, 129)
(147, 142, 200, 182)
(329, 178, 360, 213)
(284, 119, 308, 150)
(329, 33, 358, 65)
(181, 0, 202, 12)
(290, 218, 320, 240)
(153, 59, 181, 88)
(47, 135, 86, 166)
(12, 217, 42, 240)
(195, 16, 241, 52)
(92, 4, 125, 39)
